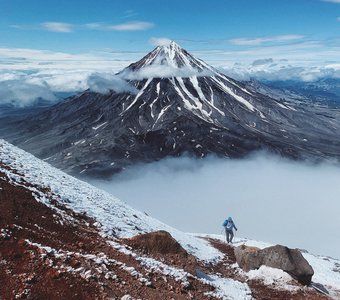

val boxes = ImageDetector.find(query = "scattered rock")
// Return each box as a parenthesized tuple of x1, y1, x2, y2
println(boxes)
(47, 269, 61, 280)
(310, 282, 329, 295)
(235, 244, 314, 285)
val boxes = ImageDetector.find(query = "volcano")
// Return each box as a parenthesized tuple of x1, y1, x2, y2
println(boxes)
(1, 41, 340, 177)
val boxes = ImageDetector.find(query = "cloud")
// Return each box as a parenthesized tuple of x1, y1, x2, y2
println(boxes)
(229, 35, 305, 46)
(0, 80, 56, 107)
(40, 22, 74, 33)
(0, 70, 139, 107)
(251, 58, 274, 66)
(338, 17, 340, 21)
(123, 10, 138, 19)
(0, 47, 133, 72)
(2, 40, 340, 105)
(12, 21, 154, 33)
(87, 73, 138, 94)
(149, 37, 172, 46)
(220, 56, 340, 82)
(84, 21, 154, 31)
(107, 21, 154, 31)
(119, 65, 214, 80)
(90, 154, 340, 259)
(83, 22, 154, 31)
(321, 0, 340, 3)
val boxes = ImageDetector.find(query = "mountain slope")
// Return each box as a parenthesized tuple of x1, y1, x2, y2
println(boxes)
(1, 42, 340, 177)
(1, 139, 339, 299)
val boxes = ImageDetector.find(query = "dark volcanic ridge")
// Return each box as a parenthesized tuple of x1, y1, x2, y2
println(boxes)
(1, 41, 340, 177)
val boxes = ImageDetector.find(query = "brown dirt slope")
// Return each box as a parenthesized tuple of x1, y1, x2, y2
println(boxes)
(0, 163, 330, 300)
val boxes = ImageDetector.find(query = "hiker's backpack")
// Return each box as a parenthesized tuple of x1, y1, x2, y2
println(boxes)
(222, 219, 228, 227)
(226, 221, 233, 230)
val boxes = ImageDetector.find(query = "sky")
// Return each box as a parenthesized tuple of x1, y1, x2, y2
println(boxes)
(1, 0, 340, 105)
(1, 0, 340, 53)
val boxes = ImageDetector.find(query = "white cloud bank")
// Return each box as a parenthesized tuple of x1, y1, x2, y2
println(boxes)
(220, 57, 340, 82)
(2, 37, 340, 107)
(90, 154, 340, 260)
(0, 80, 56, 107)
(87, 73, 137, 94)
(0, 70, 139, 106)
(120, 65, 214, 80)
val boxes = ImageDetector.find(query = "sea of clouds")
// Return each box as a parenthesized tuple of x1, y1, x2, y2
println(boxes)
(1, 44, 340, 107)
(90, 153, 340, 259)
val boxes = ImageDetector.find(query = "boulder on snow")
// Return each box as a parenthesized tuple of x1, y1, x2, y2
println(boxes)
(234, 244, 314, 285)
(234, 245, 262, 271)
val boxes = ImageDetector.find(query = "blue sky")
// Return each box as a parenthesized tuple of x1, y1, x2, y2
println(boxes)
(1, 0, 340, 53)
(1, 0, 340, 106)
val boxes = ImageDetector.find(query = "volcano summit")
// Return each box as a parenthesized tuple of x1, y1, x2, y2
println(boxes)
(1, 42, 340, 177)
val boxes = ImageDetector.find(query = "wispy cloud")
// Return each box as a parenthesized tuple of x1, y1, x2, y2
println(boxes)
(107, 21, 154, 31)
(321, 0, 340, 3)
(41, 22, 74, 33)
(12, 21, 155, 33)
(123, 10, 138, 19)
(149, 37, 172, 46)
(229, 34, 305, 46)
(84, 21, 154, 31)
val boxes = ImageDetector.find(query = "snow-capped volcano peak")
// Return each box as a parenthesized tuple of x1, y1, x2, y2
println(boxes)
(123, 41, 212, 72)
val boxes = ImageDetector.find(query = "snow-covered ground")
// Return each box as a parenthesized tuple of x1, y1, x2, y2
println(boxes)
(195, 233, 340, 298)
(1, 139, 339, 299)
(0, 139, 221, 263)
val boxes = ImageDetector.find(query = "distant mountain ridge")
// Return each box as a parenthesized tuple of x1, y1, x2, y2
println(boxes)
(1, 42, 340, 177)
(250, 78, 340, 108)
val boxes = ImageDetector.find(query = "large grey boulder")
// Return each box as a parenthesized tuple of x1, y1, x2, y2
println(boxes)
(234, 244, 314, 285)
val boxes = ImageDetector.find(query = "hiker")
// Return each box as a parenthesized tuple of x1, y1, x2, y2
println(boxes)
(222, 217, 237, 243)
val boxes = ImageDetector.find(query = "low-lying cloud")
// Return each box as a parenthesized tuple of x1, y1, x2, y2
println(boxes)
(0, 80, 56, 107)
(87, 73, 138, 94)
(2, 44, 340, 107)
(0, 70, 139, 107)
(90, 154, 340, 259)
(120, 65, 214, 80)
(222, 57, 340, 82)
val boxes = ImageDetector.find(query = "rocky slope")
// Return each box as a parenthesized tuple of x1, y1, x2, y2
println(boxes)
(1, 139, 340, 299)
(1, 42, 340, 177)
